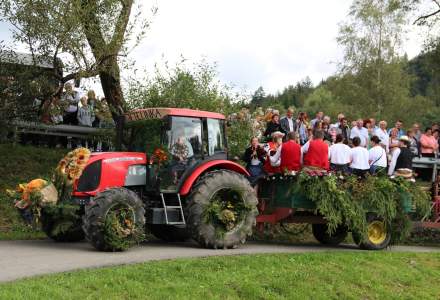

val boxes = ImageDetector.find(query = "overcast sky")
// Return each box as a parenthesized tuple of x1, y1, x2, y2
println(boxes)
(0, 0, 427, 95)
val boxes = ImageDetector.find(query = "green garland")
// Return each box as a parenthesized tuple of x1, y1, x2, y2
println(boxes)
(292, 172, 431, 243)
(203, 189, 252, 238)
(103, 205, 145, 251)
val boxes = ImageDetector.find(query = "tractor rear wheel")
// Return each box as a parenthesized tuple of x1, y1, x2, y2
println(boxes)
(147, 224, 191, 242)
(83, 188, 145, 251)
(352, 214, 391, 250)
(186, 170, 258, 249)
(312, 223, 348, 245)
(41, 206, 84, 242)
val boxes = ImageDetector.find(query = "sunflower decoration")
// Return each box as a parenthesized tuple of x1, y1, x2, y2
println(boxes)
(55, 148, 91, 184)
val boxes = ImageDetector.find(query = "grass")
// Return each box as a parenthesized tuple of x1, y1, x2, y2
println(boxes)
(1, 252, 440, 299)
(0, 144, 66, 240)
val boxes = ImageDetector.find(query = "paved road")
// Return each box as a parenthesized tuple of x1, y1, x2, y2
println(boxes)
(0, 240, 439, 282)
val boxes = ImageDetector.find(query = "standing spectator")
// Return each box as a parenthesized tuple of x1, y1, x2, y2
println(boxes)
(407, 130, 419, 156)
(350, 137, 370, 177)
(333, 113, 345, 128)
(323, 115, 331, 126)
(350, 119, 369, 147)
(370, 118, 378, 130)
(374, 121, 389, 153)
(368, 136, 387, 175)
(49, 96, 64, 124)
(337, 118, 351, 145)
(77, 97, 95, 127)
(389, 128, 400, 155)
(242, 137, 266, 185)
(296, 112, 309, 145)
(412, 123, 422, 142)
(280, 107, 296, 135)
(310, 111, 323, 128)
(61, 83, 80, 125)
(387, 120, 404, 138)
(264, 112, 282, 139)
(328, 134, 351, 173)
(419, 128, 438, 157)
(302, 130, 329, 170)
(87, 90, 99, 127)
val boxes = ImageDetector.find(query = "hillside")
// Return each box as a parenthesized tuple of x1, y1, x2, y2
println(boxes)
(0, 144, 66, 239)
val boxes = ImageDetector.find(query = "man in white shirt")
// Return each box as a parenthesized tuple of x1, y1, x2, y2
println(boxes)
(374, 120, 389, 153)
(369, 136, 387, 175)
(350, 136, 370, 176)
(280, 107, 296, 135)
(328, 134, 351, 172)
(350, 119, 369, 147)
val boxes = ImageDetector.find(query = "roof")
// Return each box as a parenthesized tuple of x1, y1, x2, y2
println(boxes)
(124, 107, 225, 123)
(0, 51, 55, 69)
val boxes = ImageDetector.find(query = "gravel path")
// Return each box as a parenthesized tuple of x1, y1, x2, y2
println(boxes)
(0, 240, 438, 282)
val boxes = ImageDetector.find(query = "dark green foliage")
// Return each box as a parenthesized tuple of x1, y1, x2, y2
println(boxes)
(292, 172, 431, 243)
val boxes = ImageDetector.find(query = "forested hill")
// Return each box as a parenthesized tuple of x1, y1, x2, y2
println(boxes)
(250, 40, 440, 127)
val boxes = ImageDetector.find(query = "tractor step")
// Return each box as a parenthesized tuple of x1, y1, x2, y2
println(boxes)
(160, 193, 186, 225)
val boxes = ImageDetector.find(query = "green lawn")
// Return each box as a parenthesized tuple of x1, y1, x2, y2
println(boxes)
(1, 252, 439, 299)
(0, 144, 66, 240)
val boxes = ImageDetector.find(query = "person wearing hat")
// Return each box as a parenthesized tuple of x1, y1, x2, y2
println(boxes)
(368, 135, 387, 175)
(263, 131, 284, 174)
(302, 129, 329, 170)
(264, 111, 282, 139)
(387, 135, 414, 177)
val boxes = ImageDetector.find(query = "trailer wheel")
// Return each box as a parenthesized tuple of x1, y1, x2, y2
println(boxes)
(41, 207, 84, 242)
(312, 223, 348, 245)
(147, 224, 191, 242)
(186, 170, 258, 249)
(353, 214, 391, 250)
(83, 188, 145, 252)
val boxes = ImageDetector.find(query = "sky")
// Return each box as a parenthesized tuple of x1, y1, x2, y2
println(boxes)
(0, 0, 427, 95)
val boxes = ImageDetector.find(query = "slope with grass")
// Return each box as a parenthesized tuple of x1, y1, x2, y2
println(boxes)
(0, 144, 66, 240)
(1, 252, 439, 299)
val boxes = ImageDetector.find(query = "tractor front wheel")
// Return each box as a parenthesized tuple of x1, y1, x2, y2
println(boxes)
(186, 170, 258, 249)
(312, 223, 348, 245)
(83, 188, 145, 252)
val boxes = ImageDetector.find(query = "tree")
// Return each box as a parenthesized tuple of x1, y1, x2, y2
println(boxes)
(0, 0, 156, 118)
(335, 0, 411, 119)
(250, 86, 266, 108)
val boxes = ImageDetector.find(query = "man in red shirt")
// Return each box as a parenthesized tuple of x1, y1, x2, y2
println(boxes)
(302, 130, 329, 170)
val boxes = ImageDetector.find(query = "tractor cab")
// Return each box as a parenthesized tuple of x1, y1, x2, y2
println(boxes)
(122, 108, 228, 192)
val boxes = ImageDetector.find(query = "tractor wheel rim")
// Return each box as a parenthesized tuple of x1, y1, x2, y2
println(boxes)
(367, 220, 387, 245)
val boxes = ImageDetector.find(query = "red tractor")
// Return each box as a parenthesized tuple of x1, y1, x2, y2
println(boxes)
(43, 108, 258, 251)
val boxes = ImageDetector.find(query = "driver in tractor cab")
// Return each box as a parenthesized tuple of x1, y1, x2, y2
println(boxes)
(302, 129, 329, 170)
(170, 134, 194, 184)
(263, 131, 284, 174)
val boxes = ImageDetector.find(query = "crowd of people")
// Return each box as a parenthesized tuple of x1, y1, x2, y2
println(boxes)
(243, 108, 439, 184)
(40, 83, 114, 129)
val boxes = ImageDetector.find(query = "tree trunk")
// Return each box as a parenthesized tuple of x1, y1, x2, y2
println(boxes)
(99, 56, 125, 119)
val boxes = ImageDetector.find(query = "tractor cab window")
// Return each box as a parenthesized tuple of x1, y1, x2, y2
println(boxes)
(162, 116, 202, 187)
(207, 119, 226, 155)
(165, 117, 202, 158)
